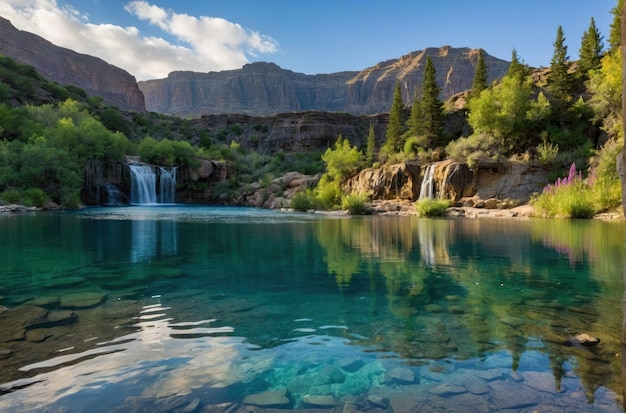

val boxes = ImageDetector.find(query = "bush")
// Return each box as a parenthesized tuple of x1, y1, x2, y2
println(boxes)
(23, 188, 47, 207)
(315, 175, 342, 210)
(290, 190, 314, 212)
(0, 188, 21, 203)
(341, 192, 369, 215)
(531, 164, 597, 218)
(415, 198, 451, 217)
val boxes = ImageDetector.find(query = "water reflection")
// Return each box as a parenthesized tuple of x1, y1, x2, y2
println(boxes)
(0, 209, 623, 411)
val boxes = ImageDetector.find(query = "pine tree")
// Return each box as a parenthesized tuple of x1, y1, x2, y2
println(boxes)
(579, 17, 604, 76)
(404, 92, 423, 139)
(609, 0, 622, 52)
(382, 83, 405, 155)
(548, 25, 572, 108)
(366, 123, 376, 163)
(470, 49, 488, 97)
(420, 56, 445, 148)
(507, 48, 529, 79)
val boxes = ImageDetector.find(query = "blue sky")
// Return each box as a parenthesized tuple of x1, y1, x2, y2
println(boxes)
(0, 0, 616, 81)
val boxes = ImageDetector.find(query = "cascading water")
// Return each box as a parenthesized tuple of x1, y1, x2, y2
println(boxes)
(158, 167, 176, 204)
(129, 165, 157, 204)
(419, 164, 436, 200)
(129, 165, 177, 205)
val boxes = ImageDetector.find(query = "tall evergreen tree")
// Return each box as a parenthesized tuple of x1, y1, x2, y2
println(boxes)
(548, 25, 572, 108)
(507, 48, 529, 79)
(382, 83, 405, 155)
(609, 0, 622, 52)
(404, 92, 423, 139)
(420, 56, 445, 148)
(470, 49, 488, 97)
(366, 123, 377, 163)
(579, 17, 604, 76)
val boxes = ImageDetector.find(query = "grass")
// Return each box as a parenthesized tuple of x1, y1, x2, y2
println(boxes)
(415, 198, 451, 217)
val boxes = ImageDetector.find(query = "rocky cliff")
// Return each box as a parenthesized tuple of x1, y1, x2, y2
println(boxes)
(139, 46, 510, 117)
(0, 17, 145, 111)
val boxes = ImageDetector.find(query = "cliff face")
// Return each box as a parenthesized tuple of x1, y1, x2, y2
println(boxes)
(139, 46, 510, 117)
(0, 18, 145, 111)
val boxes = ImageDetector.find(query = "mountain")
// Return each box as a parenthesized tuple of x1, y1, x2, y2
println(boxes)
(0, 17, 145, 111)
(138, 46, 510, 117)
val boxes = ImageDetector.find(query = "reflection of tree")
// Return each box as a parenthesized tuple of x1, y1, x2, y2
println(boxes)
(313, 216, 625, 403)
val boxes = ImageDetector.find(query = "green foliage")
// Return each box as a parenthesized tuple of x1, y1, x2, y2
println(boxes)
(587, 50, 622, 140)
(589, 138, 622, 211)
(315, 175, 343, 210)
(446, 133, 502, 168)
(321, 135, 364, 182)
(415, 198, 451, 217)
(578, 17, 604, 77)
(532, 180, 595, 218)
(419, 56, 445, 148)
(99, 107, 131, 136)
(23, 188, 48, 207)
(382, 83, 406, 155)
(609, 0, 622, 52)
(366, 123, 377, 163)
(0, 82, 9, 103)
(0, 188, 21, 203)
(139, 136, 198, 167)
(228, 123, 243, 136)
(290, 189, 315, 212)
(536, 139, 559, 164)
(548, 25, 573, 109)
(341, 191, 369, 215)
(471, 49, 488, 96)
(467, 73, 537, 150)
(507, 49, 531, 79)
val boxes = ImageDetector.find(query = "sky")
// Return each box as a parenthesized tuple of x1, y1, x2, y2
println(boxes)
(0, 0, 617, 82)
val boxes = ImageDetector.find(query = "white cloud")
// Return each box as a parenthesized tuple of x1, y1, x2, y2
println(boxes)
(0, 0, 280, 80)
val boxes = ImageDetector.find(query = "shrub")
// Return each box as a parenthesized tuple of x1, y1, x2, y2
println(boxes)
(415, 198, 451, 217)
(531, 163, 596, 218)
(315, 175, 342, 210)
(537, 140, 559, 164)
(290, 189, 314, 212)
(23, 188, 47, 207)
(0, 188, 21, 204)
(341, 191, 369, 215)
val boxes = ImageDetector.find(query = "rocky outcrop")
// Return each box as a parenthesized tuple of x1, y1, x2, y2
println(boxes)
(343, 163, 423, 200)
(0, 17, 145, 111)
(139, 47, 510, 117)
(196, 111, 389, 154)
(433, 159, 549, 205)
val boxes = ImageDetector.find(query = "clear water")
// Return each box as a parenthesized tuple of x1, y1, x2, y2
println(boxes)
(0, 206, 624, 412)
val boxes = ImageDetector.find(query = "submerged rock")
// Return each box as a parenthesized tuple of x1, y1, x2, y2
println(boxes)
(243, 389, 291, 408)
(60, 292, 107, 309)
(566, 333, 601, 347)
(302, 394, 336, 408)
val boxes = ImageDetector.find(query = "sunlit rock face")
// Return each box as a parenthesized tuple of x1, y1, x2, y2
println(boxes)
(0, 17, 145, 111)
(139, 47, 510, 117)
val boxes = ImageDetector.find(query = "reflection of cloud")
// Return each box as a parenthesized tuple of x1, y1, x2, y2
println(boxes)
(1, 0, 279, 80)
(0, 304, 247, 411)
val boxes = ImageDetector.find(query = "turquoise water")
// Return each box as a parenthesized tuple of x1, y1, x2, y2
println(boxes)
(0, 206, 624, 412)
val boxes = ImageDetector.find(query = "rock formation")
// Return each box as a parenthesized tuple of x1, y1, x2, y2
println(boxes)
(139, 47, 510, 117)
(0, 17, 145, 111)
(196, 111, 389, 154)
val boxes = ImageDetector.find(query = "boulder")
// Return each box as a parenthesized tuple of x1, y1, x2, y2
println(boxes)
(343, 162, 422, 200)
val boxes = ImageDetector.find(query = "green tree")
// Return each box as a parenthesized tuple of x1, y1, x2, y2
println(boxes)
(366, 123, 377, 163)
(470, 49, 488, 97)
(587, 49, 623, 140)
(467, 73, 535, 147)
(548, 25, 572, 109)
(507, 48, 529, 79)
(608, 0, 622, 52)
(382, 83, 406, 155)
(578, 17, 604, 77)
(420, 56, 445, 148)
(321, 135, 365, 182)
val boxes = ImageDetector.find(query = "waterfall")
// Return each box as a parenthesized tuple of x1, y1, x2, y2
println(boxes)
(419, 164, 436, 200)
(129, 165, 157, 204)
(101, 184, 127, 206)
(129, 165, 177, 205)
(159, 167, 176, 204)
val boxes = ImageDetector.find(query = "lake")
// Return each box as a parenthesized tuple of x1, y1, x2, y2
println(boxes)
(0, 206, 624, 412)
